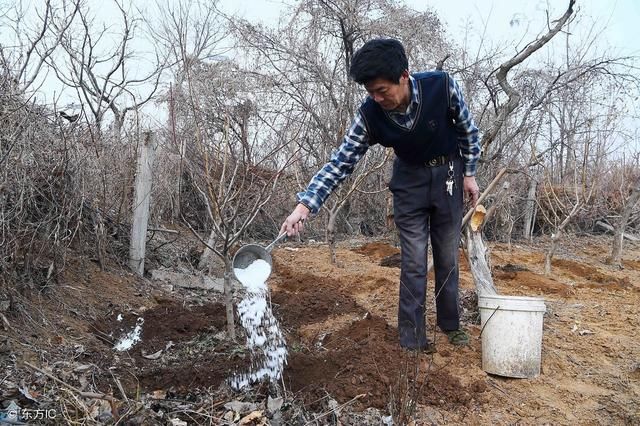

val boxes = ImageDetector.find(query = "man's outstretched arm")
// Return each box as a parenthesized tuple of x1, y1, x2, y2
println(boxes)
(281, 112, 370, 236)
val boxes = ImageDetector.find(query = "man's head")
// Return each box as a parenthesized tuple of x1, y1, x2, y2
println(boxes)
(349, 38, 411, 111)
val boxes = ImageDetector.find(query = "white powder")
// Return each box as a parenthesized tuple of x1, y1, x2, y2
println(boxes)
(233, 259, 271, 291)
(113, 317, 144, 351)
(230, 259, 288, 390)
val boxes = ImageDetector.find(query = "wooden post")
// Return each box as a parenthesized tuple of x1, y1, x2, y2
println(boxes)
(198, 229, 217, 269)
(129, 131, 156, 275)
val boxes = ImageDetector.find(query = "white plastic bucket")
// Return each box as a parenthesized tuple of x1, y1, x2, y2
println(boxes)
(478, 294, 546, 378)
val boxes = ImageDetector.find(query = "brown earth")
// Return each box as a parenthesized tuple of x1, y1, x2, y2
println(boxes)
(2, 235, 639, 424)
(268, 237, 640, 424)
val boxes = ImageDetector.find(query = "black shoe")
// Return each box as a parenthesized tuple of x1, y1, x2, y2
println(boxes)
(402, 341, 436, 354)
(422, 341, 437, 354)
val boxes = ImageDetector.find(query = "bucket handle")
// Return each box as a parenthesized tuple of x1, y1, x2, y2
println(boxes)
(479, 304, 501, 338)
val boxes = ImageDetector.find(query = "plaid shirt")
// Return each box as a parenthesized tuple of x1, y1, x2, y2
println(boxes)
(298, 73, 480, 214)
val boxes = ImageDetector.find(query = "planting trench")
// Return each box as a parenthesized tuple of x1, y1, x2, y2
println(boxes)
(92, 259, 485, 412)
(90, 243, 488, 412)
(86, 239, 639, 424)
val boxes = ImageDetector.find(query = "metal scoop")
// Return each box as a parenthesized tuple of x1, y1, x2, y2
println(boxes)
(232, 232, 288, 274)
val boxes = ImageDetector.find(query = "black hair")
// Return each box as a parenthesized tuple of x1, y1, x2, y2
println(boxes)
(349, 38, 408, 85)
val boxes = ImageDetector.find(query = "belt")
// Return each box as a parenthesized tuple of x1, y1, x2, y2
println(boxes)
(424, 154, 451, 167)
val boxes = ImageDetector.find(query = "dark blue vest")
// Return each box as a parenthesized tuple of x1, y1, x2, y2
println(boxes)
(359, 71, 459, 165)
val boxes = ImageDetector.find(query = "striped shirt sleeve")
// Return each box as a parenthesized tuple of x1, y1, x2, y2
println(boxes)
(449, 75, 481, 176)
(296, 112, 370, 214)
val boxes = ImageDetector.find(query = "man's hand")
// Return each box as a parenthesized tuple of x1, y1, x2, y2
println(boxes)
(280, 203, 311, 237)
(463, 176, 480, 207)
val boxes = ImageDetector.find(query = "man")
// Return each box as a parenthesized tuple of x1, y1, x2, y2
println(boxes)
(280, 38, 480, 352)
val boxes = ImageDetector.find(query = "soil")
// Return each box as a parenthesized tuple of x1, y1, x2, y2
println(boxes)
(1, 235, 639, 424)
(269, 237, 640, 424)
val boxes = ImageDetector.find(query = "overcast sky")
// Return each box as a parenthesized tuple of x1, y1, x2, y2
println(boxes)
(189, 0, 640, 140)
(3, 0, 638, 139)
(7, 0, 638, 101)
(220, 0, 639, 57)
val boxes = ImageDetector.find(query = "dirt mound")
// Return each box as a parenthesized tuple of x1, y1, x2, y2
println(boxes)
(272, 258, 485, 411)
(271, 262, 367, 327)
(352, 242, 400, 261)
(284, 314, 485, 410)
(624, 259, 640, 271)
(494, 264, 573, 297)
(380, 253, 402, 268)
(552, 258, 632, 289)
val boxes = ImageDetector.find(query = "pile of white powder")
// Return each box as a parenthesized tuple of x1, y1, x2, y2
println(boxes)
(230, 258, 288, 389)
(113, 317, 144, 351)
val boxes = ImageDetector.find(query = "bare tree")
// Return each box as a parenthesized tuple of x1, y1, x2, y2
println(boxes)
(0, 0, 80, 96)
(172, 54, 294, 338)
(0, 1, 85, 289)
(541, 180, 594, 275)
(606, 175, 640, 266)
(232, 0, 454, 262)
(148, 0, 228, 222)
(479, 1, 575, 156)
(47, 0, 166, 138)
(522, 176, 538, 240)
(461, 0, 640, 252)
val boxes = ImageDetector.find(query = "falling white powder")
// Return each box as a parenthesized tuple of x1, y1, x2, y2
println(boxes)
(113, 317, 144, 351)
(230, 259, 288, 390)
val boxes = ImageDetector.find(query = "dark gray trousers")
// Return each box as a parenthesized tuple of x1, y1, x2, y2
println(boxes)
(389, 156, 464, 349)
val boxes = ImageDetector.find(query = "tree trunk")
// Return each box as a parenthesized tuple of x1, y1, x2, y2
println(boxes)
(466, 228, 498, 296)
(486, 181, 512, 246)
(465, 205, 498, 295)
(129, 131, 156, 276)
(385, 193, 394, 229)
(224, 257, 236, 340)
(327, 209, 338, 265)
(544, 201, 581, 275)
(92, 209, 106, 271)
(505, 219, 515, 251)
(522, 178, 537, 240)
(607, 177, 640, 266)
(544, 232, 559, 275)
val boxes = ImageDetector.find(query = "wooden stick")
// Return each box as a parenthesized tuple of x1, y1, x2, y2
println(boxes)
(303, 394, 366, 425)
(23, 361, 118, 402)
(0, 313, 14, 332)
(427, 168, 511, 274)
(110, 370, 129, 402)
(462, 167, 510, 228)
(147, 227, 179, 234)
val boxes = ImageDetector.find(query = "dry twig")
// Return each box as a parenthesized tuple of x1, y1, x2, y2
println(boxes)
(23, 361, 118, 403)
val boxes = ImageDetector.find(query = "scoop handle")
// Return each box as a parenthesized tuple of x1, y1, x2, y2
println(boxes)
(265, 232, 288, 252)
